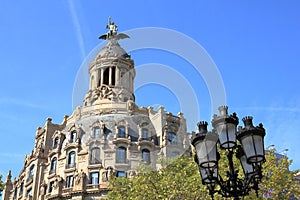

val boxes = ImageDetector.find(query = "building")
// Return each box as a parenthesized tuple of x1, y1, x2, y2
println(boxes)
(2, 19, 189, 200)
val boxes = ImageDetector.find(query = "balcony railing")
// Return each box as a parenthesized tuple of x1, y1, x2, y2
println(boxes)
(139, 137, 151, 141)
(62, 187, 72, 193)
(89, 159, 102, 165)
(86, 184, 99, 190)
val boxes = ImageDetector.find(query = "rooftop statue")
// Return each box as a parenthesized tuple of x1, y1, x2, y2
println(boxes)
(99, 17, 130, 40)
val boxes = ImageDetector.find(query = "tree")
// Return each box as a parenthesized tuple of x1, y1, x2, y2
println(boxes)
(108, 149, 300, 200)
(0, 173, 5, 197)
(245, 148, 300, 199)
(108, 156, 210, 199)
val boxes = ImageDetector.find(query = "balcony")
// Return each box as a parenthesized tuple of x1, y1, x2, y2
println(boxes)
(138, 137, 155, 148)
(62, 187, 73, 194)
(86, 184, 99, 190)
(112, 137, 130, 145)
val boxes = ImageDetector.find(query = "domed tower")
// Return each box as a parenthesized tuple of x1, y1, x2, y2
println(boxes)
(84, 17, 135, 106)
(3, 18, 189, 200)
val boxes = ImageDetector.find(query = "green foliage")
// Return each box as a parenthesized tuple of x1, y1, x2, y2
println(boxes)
(108, 149, 300, 200)
(108, 156, 210, 200)
(0, 173, 4, 193)
(245, 149, 300, 199)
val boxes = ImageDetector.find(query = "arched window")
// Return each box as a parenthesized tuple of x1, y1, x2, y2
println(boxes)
(53, 137, 59, 148)
(93, 127, 101, 138)
(117, 147, 126, 163)
(142, 128, 148, 139)
(142, 149, 151, 164)
(168, 132, 178, 145)
(118, 126, 126, 138)
(67, 151, 76, 168)
(70, 130, 77, 143)
(90, 147, 101, 164)
(103, 68, 109, 85)
(50, 158, 57, 173)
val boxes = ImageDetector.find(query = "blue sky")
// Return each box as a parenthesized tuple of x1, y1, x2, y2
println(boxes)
(0, 0, 300, 178)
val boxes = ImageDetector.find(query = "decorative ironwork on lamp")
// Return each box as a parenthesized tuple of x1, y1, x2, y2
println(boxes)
(192, 106, 266, 200)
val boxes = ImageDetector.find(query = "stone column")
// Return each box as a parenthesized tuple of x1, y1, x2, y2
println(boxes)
(116, 66, 120, 85)
(95, 69, 99, 88)
(109, 67, 112, 85)
(100, 68, 104, 85)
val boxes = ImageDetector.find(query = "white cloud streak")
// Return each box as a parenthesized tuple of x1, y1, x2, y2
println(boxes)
(0, 97, 45, 109)
(67, 0, 86, 59)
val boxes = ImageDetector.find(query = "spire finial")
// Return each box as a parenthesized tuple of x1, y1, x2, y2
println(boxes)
(99, 17, 129, 40)
(6, 170, 12, 182)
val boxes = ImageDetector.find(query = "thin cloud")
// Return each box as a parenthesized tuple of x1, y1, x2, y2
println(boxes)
(67, 0, 86, 59)
(0, 97, 45, 109)
(234, 106, 300, 113)
(0, 153, 24, 158)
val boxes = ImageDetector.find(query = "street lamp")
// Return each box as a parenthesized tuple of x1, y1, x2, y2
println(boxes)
(192, 106, 266, 200)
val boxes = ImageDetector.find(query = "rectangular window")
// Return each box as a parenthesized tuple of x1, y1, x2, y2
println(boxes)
(48, 181, 54, 193)
(26, 188, 32, 197)
(142, 129, 148, 139)
(117, 147, 126, 163)
(66, 176, 74, 188)
(14, 187, 18, 199)
(19, 182, 24, 196)
(116, 171, 126, 177)
(70, 131, 77, 143)
(90, 148, 101, 164)
(90, 172, 99, 184)
(94, 127, 101, 138)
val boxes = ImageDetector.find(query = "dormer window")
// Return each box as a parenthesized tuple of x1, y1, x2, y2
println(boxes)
(94, 126, 101, 138)
(168, 132, 178, 145)
(142, 128, 149, 139)
(70, 130, 77, 143)
(53, 137, 59, 148)
(118, 126, 126, 138)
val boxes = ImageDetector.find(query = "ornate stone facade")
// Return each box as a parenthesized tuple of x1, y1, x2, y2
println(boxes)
(2, 19, 189, 200)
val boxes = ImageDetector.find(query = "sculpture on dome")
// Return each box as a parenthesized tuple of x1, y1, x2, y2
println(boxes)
(99, 17, 129, 40)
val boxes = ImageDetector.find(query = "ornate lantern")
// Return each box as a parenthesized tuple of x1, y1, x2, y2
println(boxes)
(192, 106, 266, 200)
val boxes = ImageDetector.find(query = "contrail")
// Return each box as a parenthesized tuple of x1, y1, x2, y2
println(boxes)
(67, 0, 86, 59)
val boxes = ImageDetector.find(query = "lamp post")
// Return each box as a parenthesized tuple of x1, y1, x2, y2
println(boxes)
(192, 106, 266, 200)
